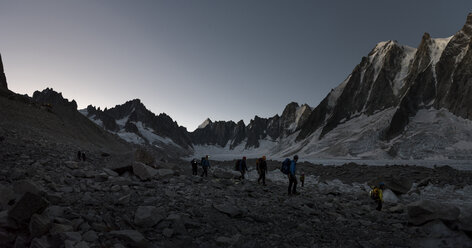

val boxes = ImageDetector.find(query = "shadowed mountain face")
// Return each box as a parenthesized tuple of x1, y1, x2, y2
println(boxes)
(297, 13, 472, 142)
(0, 53, 8, 91)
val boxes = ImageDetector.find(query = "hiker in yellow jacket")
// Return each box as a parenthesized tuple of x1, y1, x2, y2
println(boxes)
(370, 182, 385, 211)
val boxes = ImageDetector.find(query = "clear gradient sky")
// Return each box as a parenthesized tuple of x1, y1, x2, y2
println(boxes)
(1, 1, 471, 131)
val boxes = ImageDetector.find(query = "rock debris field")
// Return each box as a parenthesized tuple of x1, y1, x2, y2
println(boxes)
(1, 132, 472, 247)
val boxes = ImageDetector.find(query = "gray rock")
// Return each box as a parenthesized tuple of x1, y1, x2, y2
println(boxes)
(110, 185, 121, 192)
(29, 236, 52, 248)
(157, 169, 174, 177)
(0, 185, 15, 210)
(132, 162, 158, 181)
(109, 230, 149, 248)
(213, 203, 243, 218)
(408, 200, 461, 225)
(49, 223, 74, 235)
(134, 206, 164, 228)
(94, 173, 108, 182)
(12, 180, 44, 196)
(162, 228, 173, 238)
(82, 230, 98, 242)
(103, 168, 119, 177)
(64, 161, 79, 169)
(75, 241, 90, 248)
(59, 232, 82, 242)
(29, 214, 51, 238)
(8, 192, 49, 223)
(115, 194, 131, 205)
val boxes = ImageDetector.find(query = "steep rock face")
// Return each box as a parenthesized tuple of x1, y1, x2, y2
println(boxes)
(319, 41, 413, 138)
(83, 99, 192, 149)
(190, 119, 240, 148)
(386, 13, 472, 139)
(0, 53, 7, 90)
(32, 88, 78, 111)
(191, 102, 312, 149)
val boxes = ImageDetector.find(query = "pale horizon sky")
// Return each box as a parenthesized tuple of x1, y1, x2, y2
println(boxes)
(1, 1, 471, 131)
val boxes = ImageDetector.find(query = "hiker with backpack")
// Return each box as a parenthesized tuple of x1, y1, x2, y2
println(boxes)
(281, 155, 299, 195)
(257, 156, 267, 185)
(238, 156, 248, 180)
(200, 155, 210, 177)
(191, 158, 198, 176)
(370, 182, 385, 211)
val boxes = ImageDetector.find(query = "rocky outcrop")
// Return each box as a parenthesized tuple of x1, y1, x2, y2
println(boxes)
(408, 200, 460, 225)
(32, 88, 78, 111)
(0, 53, 7, 90)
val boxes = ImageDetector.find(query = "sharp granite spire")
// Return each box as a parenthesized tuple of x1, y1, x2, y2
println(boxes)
(0, 53, 8, 90)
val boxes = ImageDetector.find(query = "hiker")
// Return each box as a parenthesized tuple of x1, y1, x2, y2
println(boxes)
(81, 152, 86, 162)
(288, 155, 299, 195)
(238, 156, 248, 180)
(257, 156, 267, 185)
(77, 150, 82, 161)
(200, 155, 210, 177)
(300, 172, 305, 187)
(191, 158, 198, 175)
(370, 182, 385, 211)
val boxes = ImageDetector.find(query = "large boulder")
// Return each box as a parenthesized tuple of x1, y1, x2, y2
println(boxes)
(213, 203, 244, 218)
(407, 200, 460, 225)
(132, 162, 158, 181)
(0, 185, 16, 210)
(134, 148, 155, 166)
(8, 192, 49, 224)
(134, 206, 164, 228)
(29, 213, 51, 238)
(371, 176, 412, 195)
(109, 230, 149, 248)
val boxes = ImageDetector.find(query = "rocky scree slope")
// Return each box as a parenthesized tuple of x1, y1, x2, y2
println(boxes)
(1, 130, 471, 248)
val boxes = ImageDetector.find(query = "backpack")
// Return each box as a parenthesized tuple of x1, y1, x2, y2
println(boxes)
(370, 187, 380, 200)
(280, 158, 291, 174)
(234, 159, 241, 171)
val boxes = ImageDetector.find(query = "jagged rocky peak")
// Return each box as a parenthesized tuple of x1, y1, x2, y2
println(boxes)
(198, 118, 212, 129)
(279, 102, 311, 131)
(32, 88, 78, 110)
(462, 12, 472, 35)
(0, 53, 8, 90)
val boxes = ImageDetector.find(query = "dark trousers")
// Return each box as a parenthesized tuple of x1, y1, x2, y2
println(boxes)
(201, 167, 208, 177)
(376, 200, 383, 211)
(192, 165, 198, 175)
(258, 170, 266, 185)
(238, 170, 245, 180)
(288, 174, 297, 195)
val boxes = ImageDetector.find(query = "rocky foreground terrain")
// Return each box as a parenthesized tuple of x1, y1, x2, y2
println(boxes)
(1, 125, 472, 248)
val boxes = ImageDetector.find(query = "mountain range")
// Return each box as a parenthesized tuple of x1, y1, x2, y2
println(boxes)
(3, 13, 472, 161)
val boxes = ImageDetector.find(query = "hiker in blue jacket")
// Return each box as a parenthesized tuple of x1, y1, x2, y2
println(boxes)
(288, 155, 299, 195)
(201, 155, 210, 177)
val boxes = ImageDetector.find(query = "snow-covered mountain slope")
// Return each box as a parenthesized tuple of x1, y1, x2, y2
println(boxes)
(193, 13, 472, 162)
(80, 99, 192, 156)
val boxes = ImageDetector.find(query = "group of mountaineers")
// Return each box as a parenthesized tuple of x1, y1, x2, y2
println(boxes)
(190, 155, 386, 211)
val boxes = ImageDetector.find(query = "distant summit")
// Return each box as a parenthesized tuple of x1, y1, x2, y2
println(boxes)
(81, 99, 192, 152)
